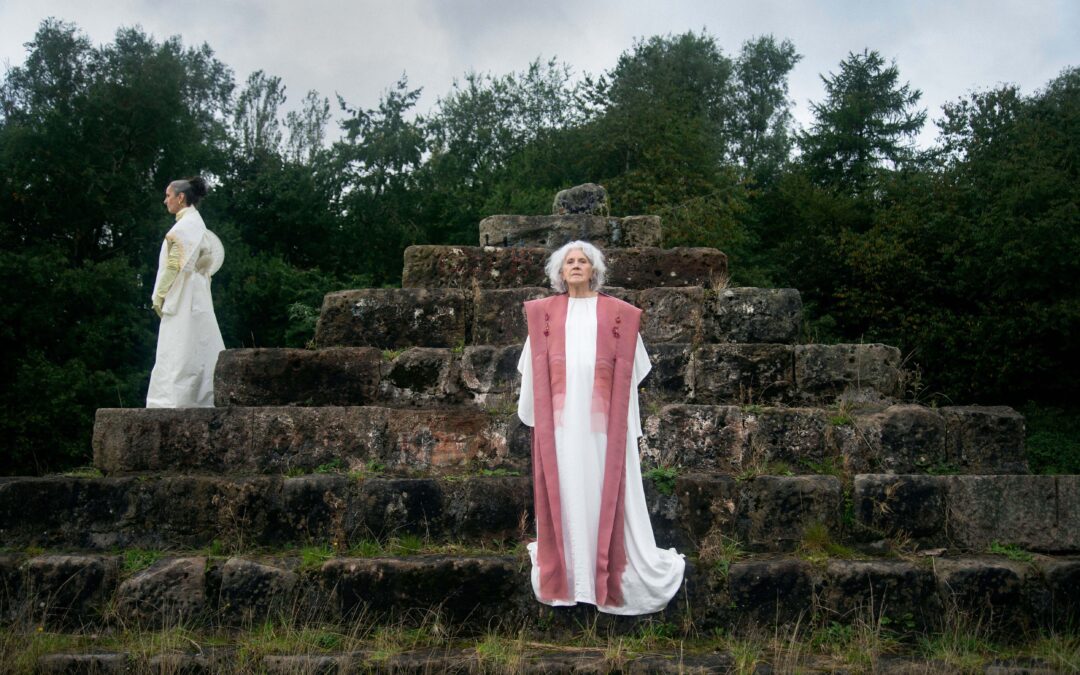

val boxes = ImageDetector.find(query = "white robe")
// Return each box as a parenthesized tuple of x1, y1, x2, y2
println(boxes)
(517, 295, 685, 615)
(147, 209, 225, 408)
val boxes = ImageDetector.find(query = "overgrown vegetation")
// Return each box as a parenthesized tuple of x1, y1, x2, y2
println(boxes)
(1, 19, 1076, 474)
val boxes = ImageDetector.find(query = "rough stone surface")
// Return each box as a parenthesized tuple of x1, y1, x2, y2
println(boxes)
(1038, 558, 1080, 626)
(934, 558, 1035, 630)
(479, 214, 662, 248)
(818, 560, 941, 630)
(945, 475, 1062, 552)
(693, 344, 795, 404)
(323, 556, 529, 627)
(378, 347, 458, 406)
(315, 288, 468, 348)
(637, 287, 704, 343)
(218, 557, 298, 625)
(840, 404, 948, 474)
(941, 405, 1028, 474)
(728, 559, 815, 625)
(117, 557, 207, 625)
(705, 287, 802, 344)
(853, 474, 948, 542)
(794, 344, 903, 403)
(736, 476, 842, 551)
(638, 343, 693, 407)
(94, 407, 524, 476)
(402, 246, 728, 290)
(25, 555, 119, 626)
(459, 345, 522, 401)
(36, 654, 129, 673)
(215, 347, 381, 407)
(0, 553, 22, 623)
(471, 287, 548, 345)
(552, 182, 609, 215)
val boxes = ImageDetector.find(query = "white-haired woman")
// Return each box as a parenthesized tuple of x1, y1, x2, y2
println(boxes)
(147, 176, 225, 408)
(517, 240, 684, 615)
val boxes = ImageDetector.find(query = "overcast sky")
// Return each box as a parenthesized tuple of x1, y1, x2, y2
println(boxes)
(2, 0, 1077, 146)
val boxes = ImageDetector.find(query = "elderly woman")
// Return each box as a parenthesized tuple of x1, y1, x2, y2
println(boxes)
(517, 240, 684, 615)
(146, 176, 225, 408)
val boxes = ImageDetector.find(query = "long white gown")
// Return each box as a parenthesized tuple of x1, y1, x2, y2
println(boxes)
(517, 295, 685, 615)
(146, 210, 225, 408)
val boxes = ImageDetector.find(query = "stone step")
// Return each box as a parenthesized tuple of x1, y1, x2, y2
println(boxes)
(4, 551, 1077, 636)
(478, 213, 663, 248)
(401, 246, 727, 290)
(94, 402, 1024, 477)
(94, 400, 1012, 480)
(216, 341, 902, 409)
(4, 473, 1075, 553)
(314, 286, 802, 349)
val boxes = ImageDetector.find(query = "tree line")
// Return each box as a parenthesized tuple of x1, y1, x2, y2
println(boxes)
(1, 20, 1077, 474)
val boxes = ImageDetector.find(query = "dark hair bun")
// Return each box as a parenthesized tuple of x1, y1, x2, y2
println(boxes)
(185, 176, 209, 198)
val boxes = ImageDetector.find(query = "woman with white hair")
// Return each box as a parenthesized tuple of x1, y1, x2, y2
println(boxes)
(517, 240, 684, 615)
(146, 175, 225, 408)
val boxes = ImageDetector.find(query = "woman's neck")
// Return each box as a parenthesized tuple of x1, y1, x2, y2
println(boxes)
(567, 286, 597, 298)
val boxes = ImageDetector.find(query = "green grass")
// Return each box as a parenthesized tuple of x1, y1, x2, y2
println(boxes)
(122, 549, 162, 574)
(988, 541, 1034, 562)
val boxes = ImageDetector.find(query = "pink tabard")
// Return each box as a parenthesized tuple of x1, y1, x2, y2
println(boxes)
(523, 292, 642, 607)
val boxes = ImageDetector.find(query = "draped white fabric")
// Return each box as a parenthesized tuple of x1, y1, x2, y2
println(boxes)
(146, 209, 226, 408)
(518, 296, 685, 615)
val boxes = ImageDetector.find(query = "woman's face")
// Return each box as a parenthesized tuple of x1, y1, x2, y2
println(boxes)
(163, 186, 185, 215)
(560, 248, 594, 290)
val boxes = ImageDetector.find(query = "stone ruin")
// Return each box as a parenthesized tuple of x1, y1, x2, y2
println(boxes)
(3, 184, 1079, 669)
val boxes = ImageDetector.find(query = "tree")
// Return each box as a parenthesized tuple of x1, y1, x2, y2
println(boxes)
(800, 49, 926, 192)
(731, 35, 801, 185)
(234, 70, 286, 158)
(286, 89, 331, 165)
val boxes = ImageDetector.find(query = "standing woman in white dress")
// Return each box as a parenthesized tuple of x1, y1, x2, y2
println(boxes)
(518, 240, 684, 615)
(146, 176, 225, 408)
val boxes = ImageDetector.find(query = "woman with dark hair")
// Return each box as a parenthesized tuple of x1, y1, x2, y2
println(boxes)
(147, 176, 225, 408)
(517, 240, 684, 615)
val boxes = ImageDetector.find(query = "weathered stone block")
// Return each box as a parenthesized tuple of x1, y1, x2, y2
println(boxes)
(642, 405, 745, 471)
(934, 558, 1035, 630)
(440, 475, 532, 541)
(402, 246, 727, 290)
(0, 554, 22, 623)
(819, 560, 941, 630)
(471, 287, 548, 345)
(638, 343, 693, 407)
(117, 557, 207, 625)
(37, 654, 129, 673)
(705, 288, 802, 344)
(279, 474, 351, 543)
(315, 288, 468, 348)
(945, 475, 1062, 552)
(94, 407, 253, 475)
(479, 214, 662, 248)
(638, 287, 703, 343)
(693, 344, 795, 404)
(842, 404, 948, 474)
(552, 183, 608, 215)
(728, 559, 815, 625)
(215, 347, 381, 407)
(322, 556, 529, 626)
(853, 475, 947, 541)
(459, 345, 522, 399)
(742, 407, 833, 472)
(1038, 558, 1080, 626)
(378, 348, 458, 406)
(941, 406, 1028, 474)
(794, 344, 903, 403)
(141, 476, 276, 550)
(25, 555, 119, 626)
(668, 473, 739, 546)
(218, 558, 298, 626)
(736, 476, 842, 551)
(0, 476, 138, 549)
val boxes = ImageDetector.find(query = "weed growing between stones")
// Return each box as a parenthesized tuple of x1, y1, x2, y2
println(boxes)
(798, 522, 856, 562)
(988, 541, 1034, 562)
(697, 531, 743, 580)
(58, 466, 104, 479)
(643, 466, 678, 495)
(122, 549, 162, 575)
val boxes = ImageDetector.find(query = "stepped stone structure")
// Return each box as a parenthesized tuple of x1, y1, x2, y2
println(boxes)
(4, 184, 1079, 669)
